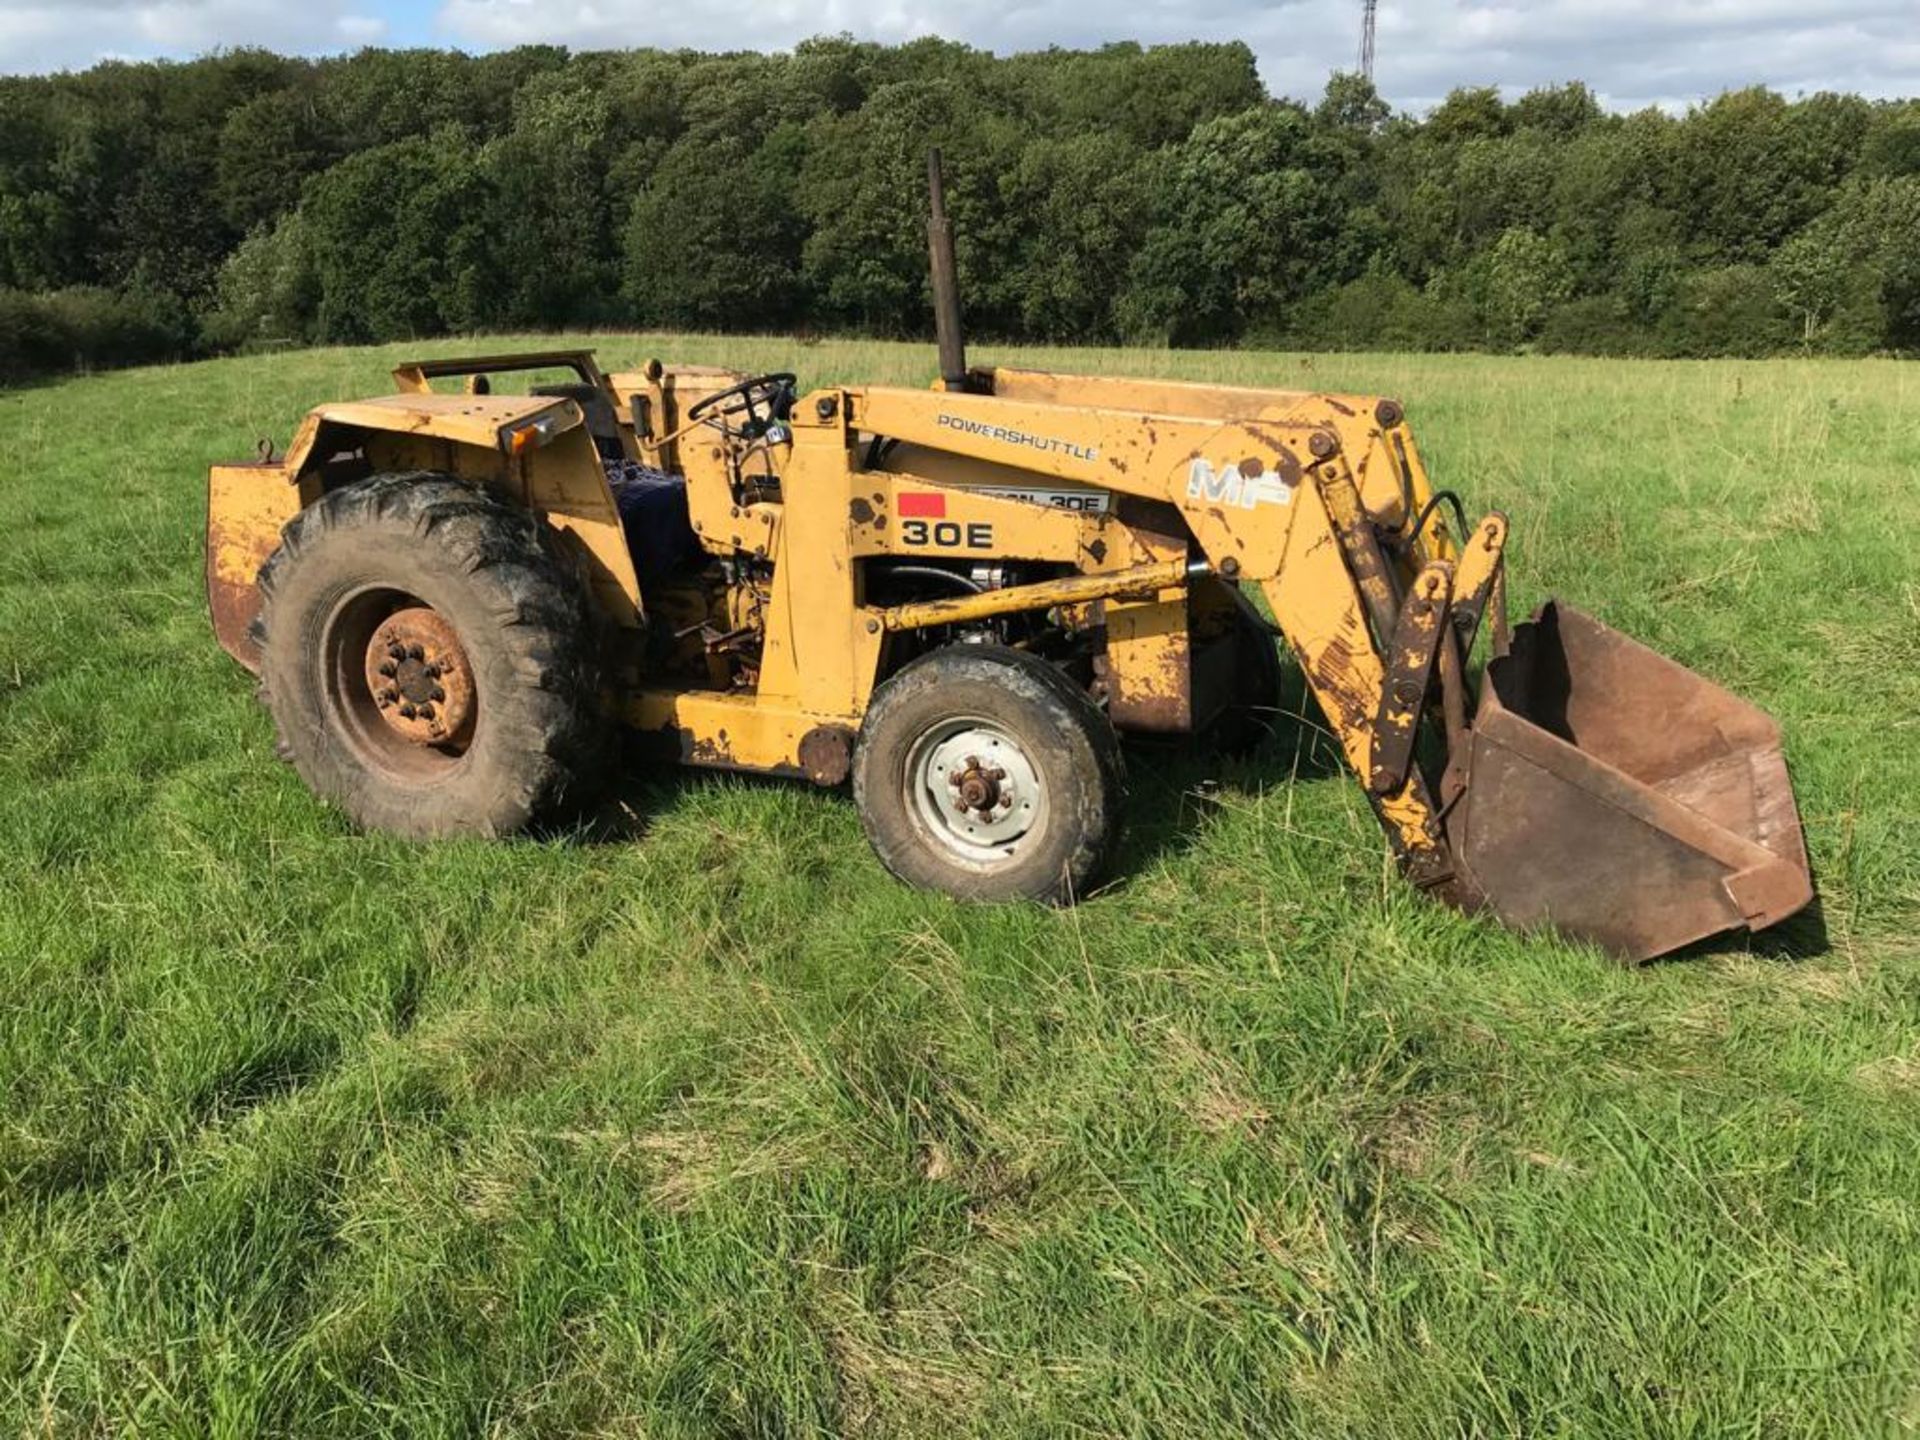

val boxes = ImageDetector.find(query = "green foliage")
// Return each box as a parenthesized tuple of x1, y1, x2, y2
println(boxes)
(1862, 108, 1920, 177)
(214, 86, 337, 236)
(1, 45, 1919, 380)
(1788, 176, 1920, 350)
(1667, 89, 1870, 264)
(1316, 72, 1390, 134)
(1282, 266, 1469, 351)
(625, 127, 807, 330)
(483, 69, 622, 327)
(303, 130, 497, 343)
(1536, 295, 1650, 356)
(1476, 227, 1576, 347)
(988, 134, 1157, 342)
(1119, 104, 1351, 343)
(201, 213, 317, 350)
(1424, 85, 1509, 144)
(796, 76, 1019, 333)
(1509, 81, 1602, 136)
(1025, 40, 1265, 149)
(0, 284, 189, 381)
(1659, 265, 1794, 357)
(1774, 220, 1861, 347)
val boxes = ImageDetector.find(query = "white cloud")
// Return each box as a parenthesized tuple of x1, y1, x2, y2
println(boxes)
(0, 0, 1915, 109)
(1361, 0, 1920, 110)
(336, 14, 386, 43)
(433, 0, 1920, 110)
(0, 0, 386, 73)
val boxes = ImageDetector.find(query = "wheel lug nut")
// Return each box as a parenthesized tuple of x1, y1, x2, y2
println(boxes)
(430, 687, 445, 703)
(407, 644, 425, 661)
(400, 703, 417, 719)
(418, 704, 435, 721)
(388, 643, 406, 660)
(378, 661, 397, 678)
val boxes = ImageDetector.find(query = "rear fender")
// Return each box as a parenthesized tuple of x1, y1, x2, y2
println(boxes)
(206, 460, 314, 672)
(209, 395, 644, 670)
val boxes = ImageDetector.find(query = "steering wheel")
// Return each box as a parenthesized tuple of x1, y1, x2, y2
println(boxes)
(686, 372, 798, 437)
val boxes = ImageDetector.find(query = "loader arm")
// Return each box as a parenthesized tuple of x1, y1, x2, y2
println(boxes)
(841, 379, 1811, 959)
(985, 366, 1446, 542)
(848, 384, 1460, 875)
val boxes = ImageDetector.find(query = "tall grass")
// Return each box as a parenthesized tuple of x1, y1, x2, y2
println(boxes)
(1, 337, 1917, 1435)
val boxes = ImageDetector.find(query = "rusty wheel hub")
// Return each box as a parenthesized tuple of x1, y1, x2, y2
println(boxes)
(364, 606, 475, 746)
(950, 756, 1008, 817)
(906, 722, 1045, 862)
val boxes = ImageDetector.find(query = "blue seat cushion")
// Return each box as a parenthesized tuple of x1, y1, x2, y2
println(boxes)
(607, 461, 704, 587)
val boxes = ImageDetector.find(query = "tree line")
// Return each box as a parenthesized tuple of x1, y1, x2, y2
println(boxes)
(2, 39, 1917, 382)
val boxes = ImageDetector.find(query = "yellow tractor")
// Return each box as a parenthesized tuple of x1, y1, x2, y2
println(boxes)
(206, 154, 1812, 962)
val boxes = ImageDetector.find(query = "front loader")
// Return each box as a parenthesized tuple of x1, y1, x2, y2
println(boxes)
(205, 153, 1812, 962)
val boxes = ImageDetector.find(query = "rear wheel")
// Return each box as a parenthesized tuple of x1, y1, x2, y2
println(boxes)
(853, 646, 1123, 904)
(253, 472, 606, 838)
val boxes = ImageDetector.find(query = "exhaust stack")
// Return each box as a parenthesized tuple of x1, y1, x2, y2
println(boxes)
(926, 148, 970, 393)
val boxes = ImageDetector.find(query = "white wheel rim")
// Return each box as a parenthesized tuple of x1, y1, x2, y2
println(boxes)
(904, 718, 1046, 866)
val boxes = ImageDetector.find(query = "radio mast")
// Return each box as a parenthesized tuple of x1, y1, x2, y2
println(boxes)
(1359, 0, 1378, 81)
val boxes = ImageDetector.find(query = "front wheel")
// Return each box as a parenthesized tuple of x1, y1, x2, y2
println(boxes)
(852, 646, 1124, 904)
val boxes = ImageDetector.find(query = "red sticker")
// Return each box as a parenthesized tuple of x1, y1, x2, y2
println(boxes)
(898, 491, 946, 518)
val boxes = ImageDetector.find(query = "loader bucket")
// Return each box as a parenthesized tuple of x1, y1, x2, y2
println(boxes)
(1450, 602, 1812, 962)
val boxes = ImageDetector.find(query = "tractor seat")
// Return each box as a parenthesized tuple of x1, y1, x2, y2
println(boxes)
(605, 460, 704, 588)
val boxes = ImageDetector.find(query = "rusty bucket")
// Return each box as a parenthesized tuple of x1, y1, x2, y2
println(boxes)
(1449, 602, 1813, 962)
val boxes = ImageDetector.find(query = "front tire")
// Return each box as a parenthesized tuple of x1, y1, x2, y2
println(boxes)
(253, 472, 605, 838)
(852, 646, 1123, 904)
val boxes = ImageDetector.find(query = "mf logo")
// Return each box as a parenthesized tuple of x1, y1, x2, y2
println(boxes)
(1186, 457, 1295, 510)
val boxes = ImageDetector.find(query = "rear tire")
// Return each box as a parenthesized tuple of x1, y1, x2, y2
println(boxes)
(253, 472, 606, 838)
(853, 645, 1123, 904)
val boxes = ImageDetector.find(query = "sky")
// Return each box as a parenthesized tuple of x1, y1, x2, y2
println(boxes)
(1, 0, 1917, 112)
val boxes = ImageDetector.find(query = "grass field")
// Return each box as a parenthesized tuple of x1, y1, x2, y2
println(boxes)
(2, 335, 1918, 1437)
